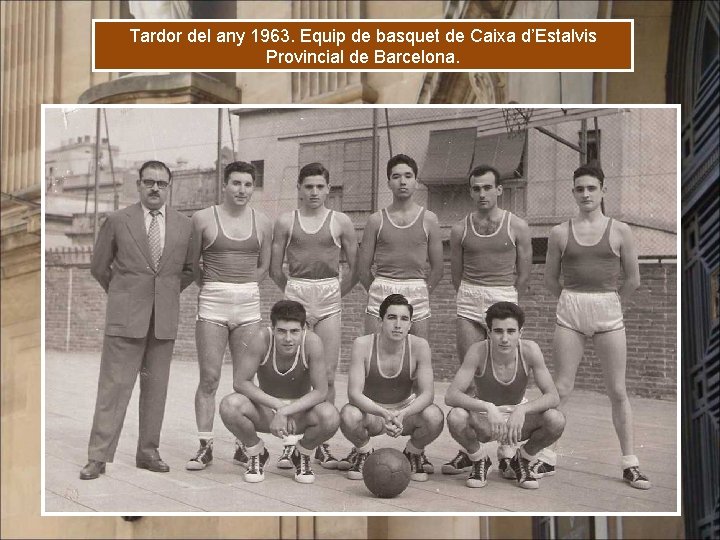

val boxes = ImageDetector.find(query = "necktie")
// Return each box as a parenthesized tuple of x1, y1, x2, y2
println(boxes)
(148, 210, 162, 269)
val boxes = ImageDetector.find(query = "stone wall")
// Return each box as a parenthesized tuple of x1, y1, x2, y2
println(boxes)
(45, 247, 677, 399)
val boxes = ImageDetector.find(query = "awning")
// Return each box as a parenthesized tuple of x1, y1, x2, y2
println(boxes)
(421, 128, 525, 185)
(420, 127, 477, 184)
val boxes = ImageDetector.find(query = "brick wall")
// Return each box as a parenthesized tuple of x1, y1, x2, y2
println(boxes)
(45, 249, 677, 399)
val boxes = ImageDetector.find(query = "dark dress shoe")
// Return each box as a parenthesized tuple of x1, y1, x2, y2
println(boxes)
(136, 457, 170, 473)
(80, 460, 106, 480)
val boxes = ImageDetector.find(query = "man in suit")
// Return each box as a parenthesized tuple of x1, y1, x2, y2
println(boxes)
(80, 160, 194, 480)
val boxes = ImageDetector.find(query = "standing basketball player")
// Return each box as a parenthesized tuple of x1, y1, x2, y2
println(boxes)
(186, 161, 272, 471)
(270, 162, 358, 470)
(545, 163, 650, 489)
(356, 153, 443, 473)
(442, 165, 532, 477)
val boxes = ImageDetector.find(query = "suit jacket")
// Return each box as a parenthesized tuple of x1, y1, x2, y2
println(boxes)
(91, 202, 194, 340)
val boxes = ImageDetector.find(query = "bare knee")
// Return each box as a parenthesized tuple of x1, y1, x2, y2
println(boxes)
(421, 404, 445, 432)
(219, 393, 250, 423)
(447, 407, 470, 434)
(314, 402, 340, 432)
(198, 373, 221, 396)
(606, 386, 629, 407)
(543, 409, 566, 437)
(340, 403, 363, 430)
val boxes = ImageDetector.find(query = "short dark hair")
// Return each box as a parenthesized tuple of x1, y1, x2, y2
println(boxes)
(486, 301, 525, 330)
(379, 293, 413, 320)
(224, 161, 256, 185)
(573, 162, 604, 187)
(386, 154, 418, 179)
(270, 300, 306, 327)
(298, 162, 330, 185)
(468, 165, 501, 187)
(139, 160, 172, 182)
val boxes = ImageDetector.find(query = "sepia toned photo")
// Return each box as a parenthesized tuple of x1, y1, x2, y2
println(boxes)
(43, 105, 678, 514)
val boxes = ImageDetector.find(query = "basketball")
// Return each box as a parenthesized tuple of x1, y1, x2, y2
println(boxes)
(362, 448, 411, 498)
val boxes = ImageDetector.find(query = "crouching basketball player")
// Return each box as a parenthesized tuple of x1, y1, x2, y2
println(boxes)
(339, 294, 444, 482)
(445, 302, 565, 489)
(219, 300, 340, 484)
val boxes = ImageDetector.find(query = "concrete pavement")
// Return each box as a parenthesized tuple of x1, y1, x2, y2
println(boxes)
(44, 350, 678, 513)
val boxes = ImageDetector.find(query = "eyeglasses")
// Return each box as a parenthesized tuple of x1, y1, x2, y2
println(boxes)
(140, 179, 170, 190)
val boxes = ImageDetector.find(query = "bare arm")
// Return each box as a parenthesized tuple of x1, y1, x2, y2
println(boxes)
(449, 220, 464, 292)
(180, 222, 195, 291)
(512, 215, 533, 300)
(544, 224, 565, 298)
(347, 336, 394, 421)
(190, 211, 205, 287)
(356, 213, 381, 292)
(90, 215, 116, 293)
(233, 331, 288, 411)
(445, 342, 496, 413)
(616, 222, 640, 302)
(505, 340, 560, 445)
(395, 337, 434, 419)
(337, 212, 359, 296)
(269, 213, 291, 292)
(276, 333, 328, 417)
(425, 211, 444, 294)
(255, 212, 273, 284)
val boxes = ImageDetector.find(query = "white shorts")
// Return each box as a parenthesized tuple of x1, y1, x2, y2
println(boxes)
(366, 276, 430, 321)
(456, 281, 518, 326)
(284, 276, 341, 327)
(475, 399, 528, 421)
(556, 289, 624, 337)
(197, 281, 262, 330)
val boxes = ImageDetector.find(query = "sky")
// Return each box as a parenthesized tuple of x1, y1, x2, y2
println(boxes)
(45, 107, 237, 169)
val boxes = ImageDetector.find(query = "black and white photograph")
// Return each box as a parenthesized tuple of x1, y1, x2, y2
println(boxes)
(42, 105, 678, 514)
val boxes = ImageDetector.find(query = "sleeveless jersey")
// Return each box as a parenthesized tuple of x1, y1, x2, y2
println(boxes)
(286, 209, 341, 279)
(461, 210, 516, 286)
(257, 327, 311, 399)
(561, 218, 621, 292)
(374, 207, 428, 280)
(474, 340, 528, 406)
(362, 334, 416, 405)
(202, 207, 259, 284)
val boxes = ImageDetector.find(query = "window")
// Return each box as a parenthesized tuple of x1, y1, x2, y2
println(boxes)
(298, 138, 373, 212)
(251, 160, 264, 188)
(534, 517, 603, 539)
(579, 129, 601, 165)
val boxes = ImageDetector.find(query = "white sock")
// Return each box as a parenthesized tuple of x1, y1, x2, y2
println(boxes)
(356, 441, 373, 454)
(296, 442, 313, 456)
(245, 440, 265, 457)
(405, 440, 423, 455)
(467, 445, 488, 462)
(621, 454, 639, 469)
(520, 445, 538, 461)
(198, 432, 213, 443)
(538, 447, 557, 465)
(283, 434, 300, 446)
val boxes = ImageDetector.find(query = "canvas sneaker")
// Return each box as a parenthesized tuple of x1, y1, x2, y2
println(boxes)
(510, 449, 539, 489)
(530, 459, 556, 479)
(314, 442, 339, 469)
(244, 448, 270, 483)
(186, 440, 213, 470)
(420, 451, 434, 474)
(441, 450, 473, 475)
(404, 450, 428, 482)
(233, 440, 249, 468)
(498, 457, 516, 479)
(466, 457, 492, 488)
(347, 450, 372, 480)
(623, 466, 651, 489)
(337, 448, 358, 471)
(291, 449, 316, 484)
(277, 444, 294, 469)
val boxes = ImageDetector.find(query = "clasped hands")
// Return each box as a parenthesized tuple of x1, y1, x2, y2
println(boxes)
(487, 404, 526, 446)
(382, 409, 404, 438)
(270, 409, 297, 438)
